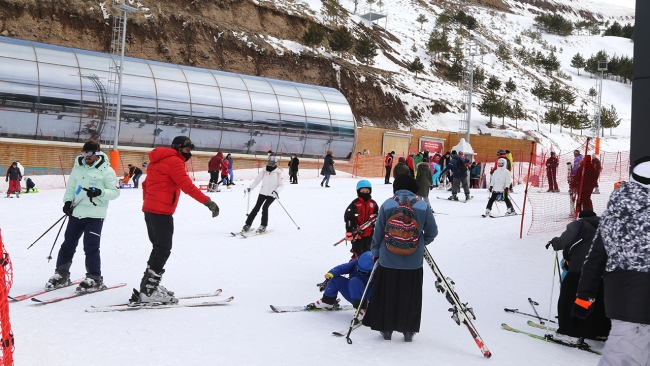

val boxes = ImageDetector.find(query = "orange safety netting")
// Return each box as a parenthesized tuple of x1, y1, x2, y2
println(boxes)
(524, 141, 630, 235)
(0, 230, 14, 366)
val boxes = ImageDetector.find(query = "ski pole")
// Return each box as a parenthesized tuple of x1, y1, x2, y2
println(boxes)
(546, 252, 558, 337)
(46, 216, 67, 262)
(275, 198, 300, 230)
(528, 297, 544, 324)
(346, 260, 378, 345)
(245, 190, 251, 216)
(27, 185, 84, 250)
(503, 308, 557, 323)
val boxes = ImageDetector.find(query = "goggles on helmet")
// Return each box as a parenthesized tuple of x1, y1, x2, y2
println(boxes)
(81, 151, 100, 157)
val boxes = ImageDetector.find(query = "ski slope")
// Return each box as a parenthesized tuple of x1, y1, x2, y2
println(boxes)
(1, 174, 604, 365)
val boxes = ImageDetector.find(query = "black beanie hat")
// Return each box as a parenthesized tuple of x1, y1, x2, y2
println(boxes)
(82, 140, 100, 152)
(171, 136, 193, 149)
(578, 210, 596, 218)
(393, 174, 420, 194)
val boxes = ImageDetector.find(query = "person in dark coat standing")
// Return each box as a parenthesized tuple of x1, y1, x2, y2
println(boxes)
(441, 151, 452, 185)
(384, 151, 395, 184)
(5, 161, 22, 198)
(407, 153, 415, 178)
(134, 136, 219, 305)
(208, 152, 223, 192)
(415, 159, 432, 206)
(547, 210, 610, 343)
(363, 174, 438, 342)
(546, 151, 559, 192)
(439, 151, 470, 201)
(288, 154, 299, 184)
(573, 157, 650, 365)
(320, 150, 335, 188)
(128, 164, 143, 188)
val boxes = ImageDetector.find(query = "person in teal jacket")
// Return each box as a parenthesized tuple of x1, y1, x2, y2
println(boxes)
(45, 140, 120, 293)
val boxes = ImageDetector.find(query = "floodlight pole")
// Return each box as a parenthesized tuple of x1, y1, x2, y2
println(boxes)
(465, 43, 479, 144)
(595, 60, 607, 138)
(112, 2, 136, 151)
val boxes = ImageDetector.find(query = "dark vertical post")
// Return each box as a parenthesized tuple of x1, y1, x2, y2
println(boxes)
(632, 1, 650, 162)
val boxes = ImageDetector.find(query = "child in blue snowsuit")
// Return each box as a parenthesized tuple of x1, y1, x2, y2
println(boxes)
(310, 252, 374, 311)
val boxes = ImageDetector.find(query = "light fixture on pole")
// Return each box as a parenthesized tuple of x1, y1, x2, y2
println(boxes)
(595, 60, 608, 139)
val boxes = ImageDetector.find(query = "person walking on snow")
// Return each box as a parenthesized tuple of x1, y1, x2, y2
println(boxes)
(384, 151, 395, 184)
(439, 150, 470, 201)
(243, 156, 283, 234)
(5, 161, 21, 198)
(133, 136, 219, 304)
(344, 180, 379, 260)
(573, 157, 650, 366)
(208, 151, 223, 192)
(320, 150, 335, 187)
(45, 140, 120, 292)
(484, 158, 516, 216)
(309, 252, 374, 318)
(288, 154, 299, 184)
(546, 151, 559, 192)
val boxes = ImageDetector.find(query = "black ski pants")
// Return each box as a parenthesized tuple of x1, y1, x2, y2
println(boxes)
(289, 170, 298, 183)
(351, 236, 372, 260)
(144, 212, 174, 273)
(209, 171, 220, 185)
(384, 166, 391, 184)
(246, 194, 275, 227)
(486, 191, 513, 210)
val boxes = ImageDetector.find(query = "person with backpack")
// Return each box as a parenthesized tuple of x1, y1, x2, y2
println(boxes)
(344, 180, 379, 260)
(242, 156, 283, 234)
(308, 252, 374, 317)
(439, 150, 470, 201)
(384, 151, 395, 184)
(484, 158, 516, 217)
(363, 174, 438, 342)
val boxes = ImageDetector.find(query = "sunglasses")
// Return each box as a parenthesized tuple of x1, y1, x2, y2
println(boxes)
(81, 151, 100, 157)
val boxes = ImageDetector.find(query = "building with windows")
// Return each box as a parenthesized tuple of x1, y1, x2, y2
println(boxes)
(0, 37, 356, 158)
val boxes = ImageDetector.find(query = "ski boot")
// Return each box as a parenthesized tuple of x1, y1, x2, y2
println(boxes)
(256, 226, 266, 234)
(551, 332, 580, 345)
(465, 194, 471, 201)
(380, 331, 393, 340)
(15, 192, 19, 198)
(242, 224, 251, 234)
(482, 209, 491, 218)
(448, 194, 458, 201)
(45, 269, 71, 290)
(76, 275, 105, 293)
(306, 295, 338, 310)
(593, 187, 600, 194)
(505, 207, 516, 216)
(138, 268, 178, 304)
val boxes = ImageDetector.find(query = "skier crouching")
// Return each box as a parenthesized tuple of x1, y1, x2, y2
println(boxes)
(309, 251, 374, 317)
(242, 156, 283, 234)
(344, 180, 378, 260)
(484, 158, 516, 217)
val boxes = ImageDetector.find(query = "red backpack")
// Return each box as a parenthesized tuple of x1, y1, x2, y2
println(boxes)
(384, 196, 421, 255)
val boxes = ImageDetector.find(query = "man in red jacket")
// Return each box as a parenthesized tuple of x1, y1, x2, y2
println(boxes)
(384, 151, 395, 184)
(207, 151, 223, 192)
(132, 136, 219, 305)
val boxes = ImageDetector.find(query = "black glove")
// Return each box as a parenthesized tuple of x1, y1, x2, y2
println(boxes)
(63, 201, 73, 216)
(545, 241, 552, 249)
(205, 199, 219, 218)
(83, 187, 102, 198)
(571, 298, 595, 319)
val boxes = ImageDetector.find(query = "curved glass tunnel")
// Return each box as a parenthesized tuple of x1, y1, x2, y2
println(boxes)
(0, 36, 356, 158)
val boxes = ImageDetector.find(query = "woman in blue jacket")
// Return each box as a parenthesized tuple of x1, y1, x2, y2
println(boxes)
(362, 174, 438, 342)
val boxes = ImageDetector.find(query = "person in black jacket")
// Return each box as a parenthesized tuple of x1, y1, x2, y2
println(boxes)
(344, 180, 379, 259)
(128, 164, 143, 188)
(547, 210, 610, 343)
(288, 154, 299, 184)
(5, 161, 22, 198)
(573, 157, 650, 365)
(320, 150, 335, 188)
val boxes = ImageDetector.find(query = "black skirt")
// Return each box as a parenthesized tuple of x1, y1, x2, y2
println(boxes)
(362, 265, 423, 333)
(557, 272, 610, 338)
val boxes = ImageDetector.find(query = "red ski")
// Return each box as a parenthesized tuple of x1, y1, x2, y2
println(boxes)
(8, 278, 84, 302)
(31, 283, 127, 305)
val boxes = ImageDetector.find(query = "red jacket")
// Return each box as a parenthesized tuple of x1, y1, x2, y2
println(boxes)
(407, 156, 415, 171)
(208, 152, 223, 172)
(384, 153, 393, 167)
(344, 196, 379, 237)
(142, 147, 210, 215)
(221, 159, 230, 176)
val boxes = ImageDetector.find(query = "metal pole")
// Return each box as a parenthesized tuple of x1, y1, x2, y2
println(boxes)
(596, 69, 603, 137)
(466, 53, 475, 143)
(113, 9, 129, 150)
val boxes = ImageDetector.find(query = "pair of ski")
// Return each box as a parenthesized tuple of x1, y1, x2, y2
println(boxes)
(87, 289, 233, 313)
(230, 228, 273, 238)
(482, 213, 520, 218)
(437, 196, 474, 203)
(502, 322, 601, 355)
(332, 215, 377, 246)
(9, 279, 127, 305)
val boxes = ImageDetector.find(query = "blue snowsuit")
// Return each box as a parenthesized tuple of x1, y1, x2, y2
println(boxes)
(324, 259, 372, 304)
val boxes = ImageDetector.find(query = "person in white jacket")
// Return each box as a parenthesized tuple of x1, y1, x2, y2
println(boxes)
(242, 156, 284, 234)
(484, 158, 516, 217)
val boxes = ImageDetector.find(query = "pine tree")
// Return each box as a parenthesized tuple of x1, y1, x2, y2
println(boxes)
(416, 14, 429, 30)
(355, 34, 378, 64)
(329, 26, 353, 52)
(570, 53, 586, 75)
(486, 76, 501, 92)
(600, 105, 621, 136)
(472, 66, 485, 87)
(407, 57, 425, 77)
(497, 44, 511, 61)
(542, 52, 561, 75)
(504, 78, 516, 94)
(509, 100, 526, 128)
(444, 59, 463, 82)
(576, 106, 592, 135)
(321, 0, 347, 25)
(544, 108, 560, 133)
(303, 24, 324, 47)
(477, 91, 501, 127)
(531, 81, 547, 105)
(588, 87, 598, 102)
(427, 30, 451, 61)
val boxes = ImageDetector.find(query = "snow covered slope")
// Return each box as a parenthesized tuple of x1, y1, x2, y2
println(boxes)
(2, 175, 604, 365)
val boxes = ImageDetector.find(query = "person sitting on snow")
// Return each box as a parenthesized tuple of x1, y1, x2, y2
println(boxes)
(309, 252, 374, 317)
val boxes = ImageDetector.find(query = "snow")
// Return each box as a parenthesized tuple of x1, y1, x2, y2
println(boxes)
(1, 174, 604, 365)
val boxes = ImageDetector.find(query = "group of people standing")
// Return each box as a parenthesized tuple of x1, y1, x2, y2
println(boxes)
(545, 149, 603, 213)
(208, 151, 235, 192)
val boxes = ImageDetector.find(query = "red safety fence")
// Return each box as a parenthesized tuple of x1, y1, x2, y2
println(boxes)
(0, 230, 14, 365)
(523, 139, 629, 235)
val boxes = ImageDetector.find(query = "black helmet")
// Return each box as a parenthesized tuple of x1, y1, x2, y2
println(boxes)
(171, 136, 195, 150)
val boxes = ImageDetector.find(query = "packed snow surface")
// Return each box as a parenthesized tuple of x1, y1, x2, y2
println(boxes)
(0, 173, 605, 365)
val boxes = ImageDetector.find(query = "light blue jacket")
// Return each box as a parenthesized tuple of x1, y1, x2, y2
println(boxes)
(371, 190, 438, 269)
(63, 152, 120, 219)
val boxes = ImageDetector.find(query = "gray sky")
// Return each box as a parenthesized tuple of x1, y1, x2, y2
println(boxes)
(592, 0, 636, 10)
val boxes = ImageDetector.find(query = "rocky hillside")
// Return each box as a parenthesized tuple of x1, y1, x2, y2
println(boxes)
(0, 0, 635, 140)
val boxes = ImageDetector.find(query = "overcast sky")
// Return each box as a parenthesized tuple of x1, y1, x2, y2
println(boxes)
(592, 0, 636, 10)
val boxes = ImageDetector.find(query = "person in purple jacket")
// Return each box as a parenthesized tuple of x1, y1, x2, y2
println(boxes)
(572, 150, 583, 177)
